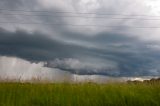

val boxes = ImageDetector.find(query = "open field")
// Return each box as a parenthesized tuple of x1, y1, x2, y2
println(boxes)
(0, 82, 160, 106)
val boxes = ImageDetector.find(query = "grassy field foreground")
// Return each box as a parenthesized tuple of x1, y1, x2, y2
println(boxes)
(0, 82, 160, 106)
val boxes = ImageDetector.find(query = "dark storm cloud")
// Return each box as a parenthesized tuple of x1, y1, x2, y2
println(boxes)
(0, 27, 160, 76)
(0, 28, 86, 61)
(0, 0, 160, 77)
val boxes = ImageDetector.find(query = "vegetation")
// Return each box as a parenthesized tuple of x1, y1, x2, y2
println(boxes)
(0, 82, 160, 106)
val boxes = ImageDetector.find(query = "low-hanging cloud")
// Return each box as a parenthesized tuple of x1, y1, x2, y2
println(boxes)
(0, 0, 160, 78)
(0, 56, 73, 82)
(45, 58, 119, 75)
(0, 27, 160, 77)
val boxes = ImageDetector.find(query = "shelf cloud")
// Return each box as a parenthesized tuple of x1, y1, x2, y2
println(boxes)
(0, 0, 160, 79)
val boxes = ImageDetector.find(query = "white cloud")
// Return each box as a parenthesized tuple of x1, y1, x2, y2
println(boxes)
(0, 56, 72, 82)
(145, 0, 160, 15)
(78, 0, 100, 12)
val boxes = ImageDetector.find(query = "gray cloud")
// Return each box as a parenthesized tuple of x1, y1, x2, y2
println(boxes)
(45, 58, 119, 76)
(0, 0, 160, 78)
(0, 28, 87, 61)
(0, 27, 160, 77)
(0, 0, 40, 10)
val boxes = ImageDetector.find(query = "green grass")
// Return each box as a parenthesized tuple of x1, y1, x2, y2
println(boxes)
(0, 82, 160, 106)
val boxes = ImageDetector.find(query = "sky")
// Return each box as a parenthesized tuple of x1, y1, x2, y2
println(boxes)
(0, 0, 160, 82)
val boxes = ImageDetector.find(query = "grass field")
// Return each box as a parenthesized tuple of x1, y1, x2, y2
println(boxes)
(0, 82, 160, 106)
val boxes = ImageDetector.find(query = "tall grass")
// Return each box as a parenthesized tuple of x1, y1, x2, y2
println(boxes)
(0, 82, 160, 106)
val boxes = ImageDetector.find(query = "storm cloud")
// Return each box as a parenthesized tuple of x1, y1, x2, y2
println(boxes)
(0, 0, 160, 79)
(0, 27, 160, 77)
